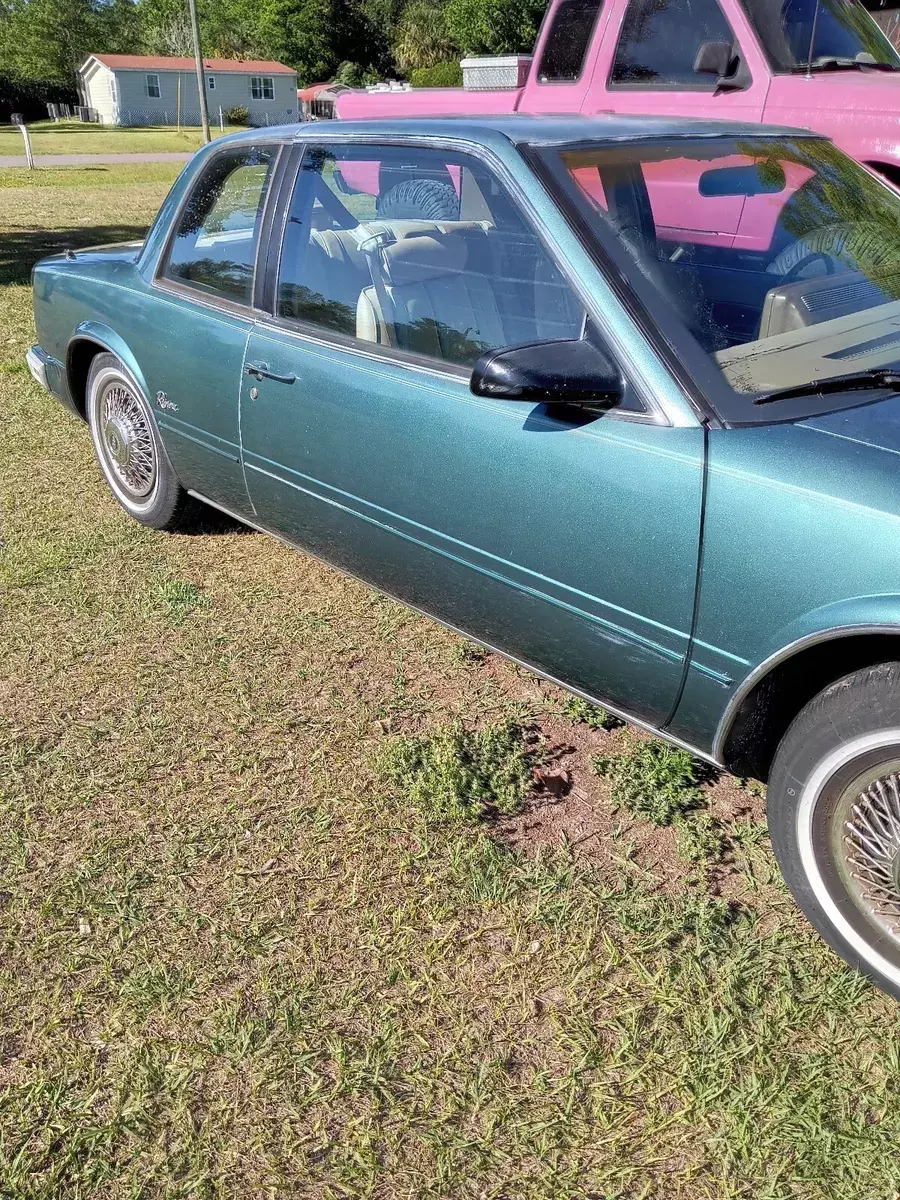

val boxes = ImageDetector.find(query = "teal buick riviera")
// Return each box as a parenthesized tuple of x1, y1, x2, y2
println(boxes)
(28, 115, 900, 996)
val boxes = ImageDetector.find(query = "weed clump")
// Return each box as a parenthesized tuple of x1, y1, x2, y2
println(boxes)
(562, 695, 617, 731)
(451, 639, 487, 664)
(675, 811, 728, 863)
(150, 579, 210, 623)
(593, 740, 701, 826)
(378, 720, 533, 823)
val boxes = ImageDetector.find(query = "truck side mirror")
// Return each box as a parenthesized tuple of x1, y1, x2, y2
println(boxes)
(693, 40, 752, 90)
(694, 41, 731, 77)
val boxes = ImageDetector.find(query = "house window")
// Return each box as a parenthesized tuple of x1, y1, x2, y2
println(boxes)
(250, 76, 274, 100)
(146, 73, 160, 98)
(208, 75, 215, 90)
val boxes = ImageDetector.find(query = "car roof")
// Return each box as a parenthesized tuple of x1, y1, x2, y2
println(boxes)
(223, 111, 821, 148)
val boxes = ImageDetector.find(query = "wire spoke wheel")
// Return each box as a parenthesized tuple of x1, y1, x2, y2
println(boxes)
(802, 739, 900, 983)
(837, 769, 900, 936)
(98, 380, 157, 500)
(86, 353, 192, 531)
(769, 666, 900, 999)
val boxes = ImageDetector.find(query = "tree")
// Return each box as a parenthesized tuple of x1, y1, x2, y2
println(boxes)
(443, 0, 545, 56)
(255, 0, 389, 85)
(392, 2, 455, 71)
(256, 0, 333, 82)
(137, 0, 258, 59)
(152, 11, 194, 55)
(357, 0, 403, 40)
(0, 0, 109, 83)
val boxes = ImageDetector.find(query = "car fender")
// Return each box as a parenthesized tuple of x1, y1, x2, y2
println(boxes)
(67, 320, 152, 407)
(713, 595, 900, 762)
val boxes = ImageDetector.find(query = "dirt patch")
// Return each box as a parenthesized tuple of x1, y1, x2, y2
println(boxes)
(493, 704, 771, 908)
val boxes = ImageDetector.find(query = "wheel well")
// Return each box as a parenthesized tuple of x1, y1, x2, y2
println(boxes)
(866, 161, 900, 190)
(721, 633, 900, 781)
(66, 338, 107, 419)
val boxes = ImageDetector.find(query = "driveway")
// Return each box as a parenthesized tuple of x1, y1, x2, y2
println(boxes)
(0, 151, 194, 168)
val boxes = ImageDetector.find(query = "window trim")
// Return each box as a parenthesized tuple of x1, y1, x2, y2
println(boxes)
(251, 75, 275, 100)
(146, 72, 161, 98)
(153, 140, 286, 313)
(261, 133, 673, 425)
(535, 0, 606, 86)
(208, 75, 216, 90)
(605, 0, 748, 92)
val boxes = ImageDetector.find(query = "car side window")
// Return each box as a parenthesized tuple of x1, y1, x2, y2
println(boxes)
(162, 145, 278, 305)
(610, 0, 735, 86)
(276, 143, 587, 369)
(538, 0, 605, 82)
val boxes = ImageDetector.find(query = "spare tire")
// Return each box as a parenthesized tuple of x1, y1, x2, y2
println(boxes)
(376, 178, 460, 221)
(768, 221, 894, 279)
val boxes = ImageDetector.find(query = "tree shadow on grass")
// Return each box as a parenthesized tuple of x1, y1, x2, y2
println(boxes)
(0, 224, 149, 286)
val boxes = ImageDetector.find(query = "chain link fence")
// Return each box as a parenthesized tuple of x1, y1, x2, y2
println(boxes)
(117, 107, 297, 128)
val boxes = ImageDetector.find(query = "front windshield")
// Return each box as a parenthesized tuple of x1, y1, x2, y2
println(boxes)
(543, 135, 900, 418)
(741, 0, 900, 71)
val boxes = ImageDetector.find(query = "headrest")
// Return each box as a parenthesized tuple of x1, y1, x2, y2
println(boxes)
(379, 233, 468, 285)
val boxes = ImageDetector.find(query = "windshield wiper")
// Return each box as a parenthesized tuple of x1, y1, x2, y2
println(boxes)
(754, 369, 900, 405)
(791, 56, 900, 72)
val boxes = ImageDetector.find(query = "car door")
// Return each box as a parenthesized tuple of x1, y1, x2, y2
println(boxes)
(238, 139, 705, 727)
(138, 141, 281, 514)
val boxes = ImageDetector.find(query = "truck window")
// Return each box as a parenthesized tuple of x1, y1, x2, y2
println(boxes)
(610, 0, 736, 86)
(538, 0, 605, 81)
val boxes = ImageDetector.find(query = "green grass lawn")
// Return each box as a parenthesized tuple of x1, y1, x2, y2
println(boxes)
(3, 164, 900, 1199)
(0, 121, 243, 157)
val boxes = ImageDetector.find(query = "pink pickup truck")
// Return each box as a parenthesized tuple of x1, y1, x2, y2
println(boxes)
(336, 0, 900, 187)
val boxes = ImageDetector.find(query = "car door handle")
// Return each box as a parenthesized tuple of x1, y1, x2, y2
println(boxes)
(245, 362, 296, 384)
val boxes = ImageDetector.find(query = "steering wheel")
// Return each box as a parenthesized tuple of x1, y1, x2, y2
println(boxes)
(778, 251, 837, 285)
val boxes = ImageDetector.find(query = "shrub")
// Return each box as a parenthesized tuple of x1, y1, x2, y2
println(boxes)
(224, 105, 250, 126)
(409, 62, 463, 88)
(0, 75, 78, 123)
(593, 740, 702, 826)
(377, 719, 533, 822)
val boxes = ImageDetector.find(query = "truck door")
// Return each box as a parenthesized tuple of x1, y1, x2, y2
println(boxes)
(591, 0, 769, 124)
(582, 0, 770, 245)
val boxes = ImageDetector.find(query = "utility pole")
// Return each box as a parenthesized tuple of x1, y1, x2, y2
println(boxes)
(187, 0, 211, 143)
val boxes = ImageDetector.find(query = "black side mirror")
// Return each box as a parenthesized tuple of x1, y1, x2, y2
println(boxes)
(470, 338, 623, 409)
(693, 40, 751, 90)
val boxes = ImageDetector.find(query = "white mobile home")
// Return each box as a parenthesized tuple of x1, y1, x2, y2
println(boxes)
(78, 54, 298, 127)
